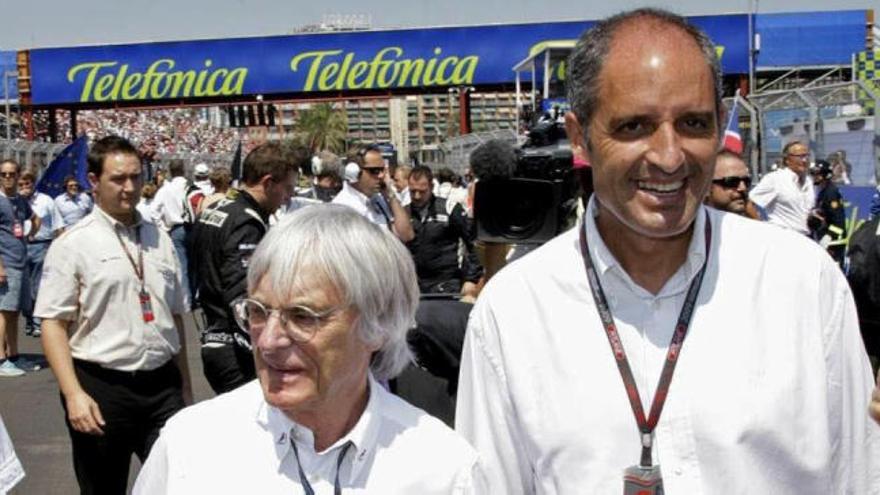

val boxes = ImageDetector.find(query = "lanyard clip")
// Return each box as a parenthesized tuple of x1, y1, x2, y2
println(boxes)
(641, 432, 653, 449)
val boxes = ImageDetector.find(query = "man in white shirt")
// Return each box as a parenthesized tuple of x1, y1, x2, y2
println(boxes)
(749, 140, 815, 234)
(135, 205, 481, 494)
(193, 162, 214, 196)
(332, 145, 414, 242)
(17, 171, 64, 337)
(455, 9, 880, 494)
(150, 159, 190, 300)
(37, 136, 192, 494)
(53, 176, 93, 228)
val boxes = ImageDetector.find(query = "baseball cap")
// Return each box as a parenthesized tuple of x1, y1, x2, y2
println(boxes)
(194, 163, 210, 176)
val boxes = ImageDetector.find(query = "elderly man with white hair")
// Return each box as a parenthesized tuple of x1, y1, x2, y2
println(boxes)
(134, 204, 483, 494)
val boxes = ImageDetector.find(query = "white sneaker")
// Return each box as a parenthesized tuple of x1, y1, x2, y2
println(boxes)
(0, 360, 25, 377)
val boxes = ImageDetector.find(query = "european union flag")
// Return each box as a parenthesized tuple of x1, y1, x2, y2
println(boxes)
(37, 136, 89, 198)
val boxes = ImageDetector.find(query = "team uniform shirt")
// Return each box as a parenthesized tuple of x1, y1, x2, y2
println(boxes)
(456, 199, 880, 494)
(332, 182, 390, 228)
(54, 192, 93, 227)
(133, 375, 483, 494)
(150, 176, 188, 231)
(27, 191, 64, 241)
(34, 207, 189, 372)
(749, 167, 814, 234)
(0, 415, 24, 494)
(194, 179, 214, 197)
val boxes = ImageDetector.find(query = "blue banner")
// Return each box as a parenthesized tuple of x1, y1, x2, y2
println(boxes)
(0, 51, 17, 102)
(26, 15, 750, 106)
(36, 136, 90, 198)
(756, 10, 868, 68)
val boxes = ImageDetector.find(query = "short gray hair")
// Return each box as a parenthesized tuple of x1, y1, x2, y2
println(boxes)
(567, 8, 723, 140)
(246, 204, 419, 380)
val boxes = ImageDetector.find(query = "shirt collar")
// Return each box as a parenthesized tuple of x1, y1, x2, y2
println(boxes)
(256, 373, 383, 482)
(342, 181, 371, 206)
(583, 196, 709, 297)
(94, 205, 144, 230)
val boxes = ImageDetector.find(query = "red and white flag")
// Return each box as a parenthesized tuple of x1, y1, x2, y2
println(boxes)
(723, 92, 744, 154)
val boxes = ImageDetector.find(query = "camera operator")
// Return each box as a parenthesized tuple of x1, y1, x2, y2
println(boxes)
(406, 165, 482, 301)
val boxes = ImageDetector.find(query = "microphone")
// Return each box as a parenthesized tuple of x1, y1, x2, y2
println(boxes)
(469, 139, 517, 181)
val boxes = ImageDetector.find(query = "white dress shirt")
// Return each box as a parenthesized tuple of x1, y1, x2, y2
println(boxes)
(27, 191, 64, 241)
(0, 415, 24, 494)
(749, 167, 814, 234)
(332, 182, 389, 228)
(34, 207, 188, 371)
(151, 176, 188, 231)
(54, 192, 92, 227)
(456, 199, 880, 494)
(134, 375, 483, 494)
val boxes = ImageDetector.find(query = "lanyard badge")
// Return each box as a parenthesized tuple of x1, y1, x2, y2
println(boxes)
(578, 217, 711, 494)
(109, 221, 154, 324)
(139, 288, 155, 323)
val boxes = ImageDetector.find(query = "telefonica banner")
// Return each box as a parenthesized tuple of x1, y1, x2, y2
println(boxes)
(27, 15, 749, 106)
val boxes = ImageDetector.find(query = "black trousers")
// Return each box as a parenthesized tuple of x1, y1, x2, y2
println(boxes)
(63, 359, 184, 495)
(201, 342, 256, 394)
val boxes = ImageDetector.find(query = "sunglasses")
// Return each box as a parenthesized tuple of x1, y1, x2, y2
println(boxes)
(712, 176, 751, 189)
(0, 172, 16, 178)
(361, 167, 385, 176)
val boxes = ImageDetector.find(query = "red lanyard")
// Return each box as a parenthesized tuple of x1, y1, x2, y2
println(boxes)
(109, 220, 144, 288)
(578, 216, 711, 467)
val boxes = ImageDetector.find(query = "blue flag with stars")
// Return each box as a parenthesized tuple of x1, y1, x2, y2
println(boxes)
(37, 136, 89, 198)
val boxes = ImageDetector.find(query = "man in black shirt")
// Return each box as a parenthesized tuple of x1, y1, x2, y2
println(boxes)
(191, 143, 300, 394)
(406, 165, 482, 300)
(809, 159, 846, 266)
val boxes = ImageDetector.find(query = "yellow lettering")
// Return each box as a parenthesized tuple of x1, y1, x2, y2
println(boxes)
(715, 46, 725, 60)
(206, 68, 228, 96)
(142, 59, 174, 99)
(93, 74, 115, 101)
(290, 50, 343, 91)
(452, 56, 478, 84)
(108, 64, 128, 100)
(222, 68, 247, 94)
(67, 62, 117, 102)
(121, 73, 143, 99)
(168, 71, 196, 96)
(435, 56, 458, 85)
(346, 61, 369, 89)
(368, 47, 403, 88)
(318, 62, 340, 91)
(398, 59, 424, 87)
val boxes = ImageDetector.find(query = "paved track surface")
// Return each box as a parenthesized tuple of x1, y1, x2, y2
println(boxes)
(0, 314, 214, 494)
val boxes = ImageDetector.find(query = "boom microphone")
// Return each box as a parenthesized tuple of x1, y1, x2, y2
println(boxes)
(469, 139, 517, 181)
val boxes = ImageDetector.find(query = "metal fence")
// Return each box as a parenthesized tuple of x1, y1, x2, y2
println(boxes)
(438, 128, 518, 174)
(0, 138, 234, 179)
(748, 80, 880, 185)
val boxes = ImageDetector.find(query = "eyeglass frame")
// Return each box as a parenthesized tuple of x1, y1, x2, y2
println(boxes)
(711, 176, 752, 189)
(231, 297, 347, 343)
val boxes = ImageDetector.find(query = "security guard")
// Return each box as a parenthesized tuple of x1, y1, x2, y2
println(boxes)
(809, 160, 846, 266)
(190, 142, 300, 394)
(405, 165, 482, 299)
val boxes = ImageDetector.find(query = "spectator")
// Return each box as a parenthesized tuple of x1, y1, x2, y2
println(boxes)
(193, 163, 214, 196)
(704, 150, 759, 218)
(18, 171, 64, 337)
(151, 159, 191, 302)
(54, 175, 93, 227)
(136, 181, 159, 220)
(749, 140, 814, 235)
(199, 167, 232, 213)
(393, 164, 412, 206)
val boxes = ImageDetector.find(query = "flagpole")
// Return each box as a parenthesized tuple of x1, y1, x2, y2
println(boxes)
(748, 0, 758, 94)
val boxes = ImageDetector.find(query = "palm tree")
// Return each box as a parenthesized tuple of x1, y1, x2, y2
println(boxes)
(293, 103, 348, 153)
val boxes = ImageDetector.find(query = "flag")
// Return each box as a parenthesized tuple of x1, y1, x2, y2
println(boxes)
(230, 139, 243, 183)
(723, 93, 744, 154)
(36, 136, 89, 198)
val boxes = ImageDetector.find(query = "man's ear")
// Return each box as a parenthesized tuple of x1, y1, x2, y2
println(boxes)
(564, 112, 589, 163)
(87, 172, 98, 190)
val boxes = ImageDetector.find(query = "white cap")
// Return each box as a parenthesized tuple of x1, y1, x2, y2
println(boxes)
(194, 163, 210, 176)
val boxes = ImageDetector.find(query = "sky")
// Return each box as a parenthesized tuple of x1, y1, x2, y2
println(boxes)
(1, 0, 878, 50)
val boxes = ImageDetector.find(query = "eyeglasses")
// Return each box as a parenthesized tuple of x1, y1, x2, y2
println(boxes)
(0, 172, 16, 178)
(361, 167, 385, 176)
(711, 176, 752, 189)
(231, 298, 345, 343)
